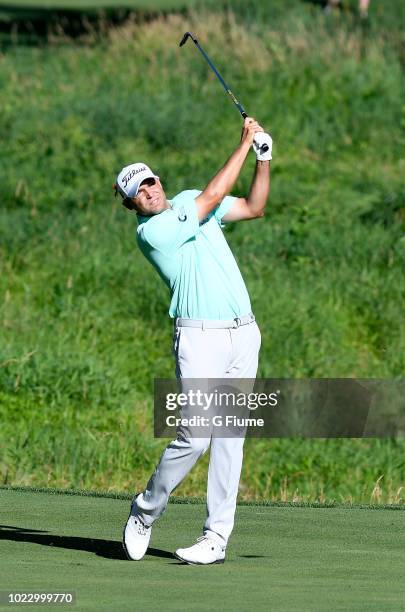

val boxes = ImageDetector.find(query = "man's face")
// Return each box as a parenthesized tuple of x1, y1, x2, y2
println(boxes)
(132, 177, 169, 216)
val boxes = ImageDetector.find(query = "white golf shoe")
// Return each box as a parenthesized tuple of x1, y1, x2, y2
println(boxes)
(174, 536, 225, 565)
(122, 505, 152, 561)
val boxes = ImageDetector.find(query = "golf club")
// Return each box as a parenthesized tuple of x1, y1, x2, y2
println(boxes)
(179, 31, 269, 153)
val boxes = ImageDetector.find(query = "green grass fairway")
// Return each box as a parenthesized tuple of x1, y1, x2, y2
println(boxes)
(1, 490, 405, 611)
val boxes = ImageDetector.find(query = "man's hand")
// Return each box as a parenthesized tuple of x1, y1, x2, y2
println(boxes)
(240, 117, 264, 147)
(252, 132, 273, 161)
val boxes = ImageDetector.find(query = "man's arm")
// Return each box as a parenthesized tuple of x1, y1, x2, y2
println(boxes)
(195, 117, 263, 222)
(222, 160, 270, 222)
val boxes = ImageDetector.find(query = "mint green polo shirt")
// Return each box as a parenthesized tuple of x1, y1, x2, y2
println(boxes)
(136, 190, 252, 320)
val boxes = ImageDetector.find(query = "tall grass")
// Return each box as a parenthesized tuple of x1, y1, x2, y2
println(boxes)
(1, 1, 404, 501)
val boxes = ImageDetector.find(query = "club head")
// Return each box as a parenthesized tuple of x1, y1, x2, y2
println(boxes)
(179, 31, 198, 47)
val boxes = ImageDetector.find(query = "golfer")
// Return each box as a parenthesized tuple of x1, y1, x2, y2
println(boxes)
(114, 117, 272, 565)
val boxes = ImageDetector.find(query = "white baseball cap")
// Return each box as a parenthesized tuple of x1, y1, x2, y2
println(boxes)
(114, 163, 158, 200)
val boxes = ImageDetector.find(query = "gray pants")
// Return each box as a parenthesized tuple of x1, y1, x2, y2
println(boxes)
(134, 318, 261, 547)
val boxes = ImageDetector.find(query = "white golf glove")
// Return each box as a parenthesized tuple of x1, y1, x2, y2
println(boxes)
(253, 132, 273, 161)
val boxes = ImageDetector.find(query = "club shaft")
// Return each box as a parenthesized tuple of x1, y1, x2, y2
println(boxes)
(180, 32, 269, 153)
(192, 38, 247, 119)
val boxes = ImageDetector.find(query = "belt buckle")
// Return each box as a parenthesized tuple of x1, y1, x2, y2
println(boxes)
(233, 317, 241, 328)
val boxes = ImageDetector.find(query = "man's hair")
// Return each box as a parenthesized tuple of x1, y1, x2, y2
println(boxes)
(122, 197, 136, 211)
(113, 182, 136, 211)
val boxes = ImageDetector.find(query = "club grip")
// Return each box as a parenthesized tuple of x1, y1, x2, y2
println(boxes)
(243, 116, 270, 153)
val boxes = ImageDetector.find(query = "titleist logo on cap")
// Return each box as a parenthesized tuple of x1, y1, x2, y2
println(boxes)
(122, 165, 148, 188)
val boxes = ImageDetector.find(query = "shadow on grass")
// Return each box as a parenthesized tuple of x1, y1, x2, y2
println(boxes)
(0, 525, 173, 561)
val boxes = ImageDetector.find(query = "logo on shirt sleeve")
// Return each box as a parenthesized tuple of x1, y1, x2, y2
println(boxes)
(178, 206, 187, 222)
